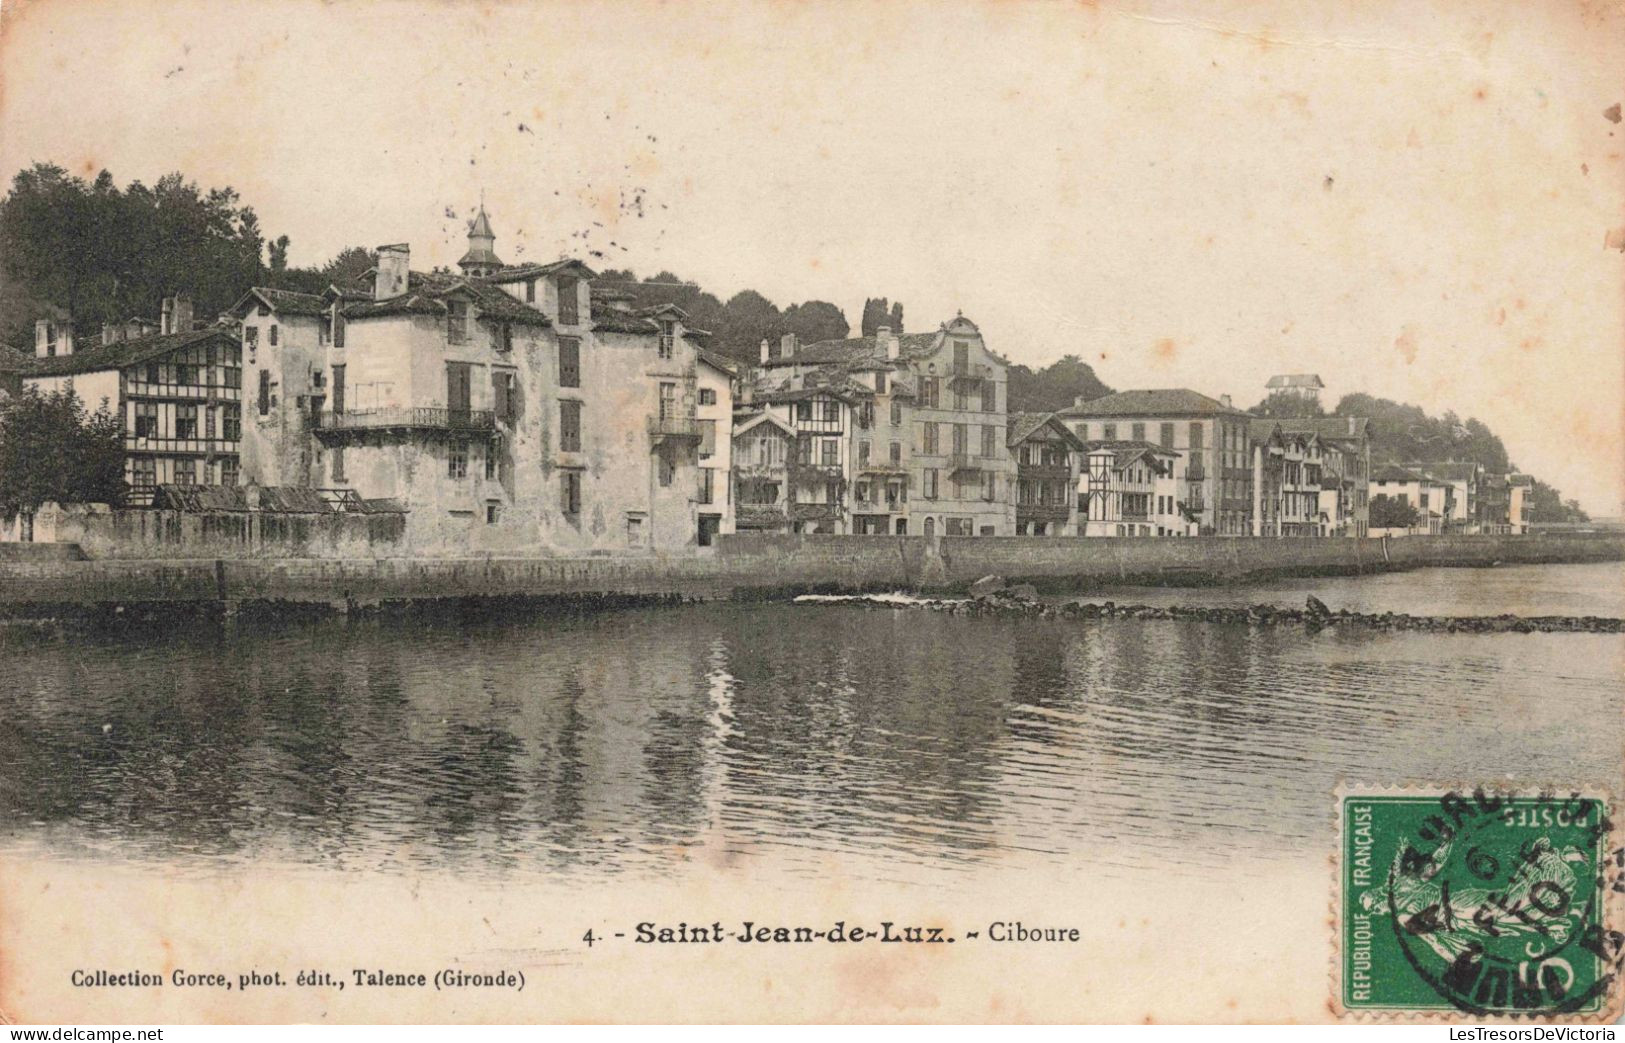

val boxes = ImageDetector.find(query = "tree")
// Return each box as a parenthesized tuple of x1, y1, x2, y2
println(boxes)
(1369, 493, 1418, 529)
(1250, 390, 1325, 419)
(0, 386, 126, 516)
(1007, 354, 1113, 412)
(860, 297, 907, 336)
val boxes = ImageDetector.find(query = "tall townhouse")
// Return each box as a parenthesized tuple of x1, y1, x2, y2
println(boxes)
(1059, 389, 1254, 535)
(19, 297, 242, 505)
(1406, 461, 1482, 534)
(740, 381, 864, 534)
(1078, 441, 1179, 537)
(756, 315, 1012, 536)
(242, 208, 718, 553)
(1249, 420, 1325, 536)
(1007, 412, 1085, 536)
(1369, 464, 1453, 536)
(1507, 474, 1532, 535)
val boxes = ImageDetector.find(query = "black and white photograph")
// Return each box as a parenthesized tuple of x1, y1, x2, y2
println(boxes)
(0, 0, 1621, 1026)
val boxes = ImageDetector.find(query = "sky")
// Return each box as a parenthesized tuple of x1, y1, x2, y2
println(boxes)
(2, 0, 1622, 514)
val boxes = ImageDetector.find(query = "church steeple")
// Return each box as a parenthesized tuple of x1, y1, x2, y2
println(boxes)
(458, 203, 504, 277)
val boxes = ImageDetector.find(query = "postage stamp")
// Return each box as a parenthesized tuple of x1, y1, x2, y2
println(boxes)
(1336, 787, 1624, 1020)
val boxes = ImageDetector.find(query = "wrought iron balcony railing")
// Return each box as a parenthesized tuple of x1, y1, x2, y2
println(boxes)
(316, 407, 495, 433)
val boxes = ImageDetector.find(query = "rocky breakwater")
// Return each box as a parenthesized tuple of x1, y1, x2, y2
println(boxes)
(796, 576, 1625, 635)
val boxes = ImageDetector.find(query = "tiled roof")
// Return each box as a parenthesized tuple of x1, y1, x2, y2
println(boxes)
(0, 346, 27, 372)
(18, 327, 237, 378)
(1265, 373, 1324, 389)
(697, 349, 739, 376)
(764, 332, 940, 369)
(1409, 461, 1482, 482)
(1371, 463, 1426, 483)
(343, 273, 552, 326)
(1277, 416, 1370, 442)
(1508, 474, 1533, 487)
(153, 484, 408, 514)
(486, 259, 598, 283)
(1058, 388, 1245, 418)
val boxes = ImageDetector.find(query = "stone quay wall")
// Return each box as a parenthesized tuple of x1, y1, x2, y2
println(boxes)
(0, 533, 1618, 611)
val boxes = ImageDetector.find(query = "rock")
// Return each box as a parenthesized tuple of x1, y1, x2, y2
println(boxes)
(1306, 595, 1331, 618)
(1005, 583, 1040, 602)
(969, 575, 1005, 599)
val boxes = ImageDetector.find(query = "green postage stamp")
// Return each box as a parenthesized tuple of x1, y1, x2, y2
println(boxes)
(1336, 787, 1623, 1020)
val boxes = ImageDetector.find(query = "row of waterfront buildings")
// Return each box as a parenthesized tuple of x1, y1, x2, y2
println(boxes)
(0, 208, 1535, 551)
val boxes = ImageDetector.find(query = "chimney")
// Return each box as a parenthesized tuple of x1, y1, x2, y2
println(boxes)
(1220, 394, 1233, 409)
(375, 243, 410, 300)
(877, 326, 899, 359)
(159, 295, 194, 335)
(1348, 416, 1357, 436)
(780, 333, 797, 359)
(101, 323, 120, 346)
(1074, 394, 1089, 408)
(760, 338, 771, 364)
(34, 318, 52, 358)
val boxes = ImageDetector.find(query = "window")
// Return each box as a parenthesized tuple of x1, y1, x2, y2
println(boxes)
(952, 423, 967, 455)
(177, 364, 197, 386)
(699, 388, 716, 406)
(498, 324, 513, 353)
(145, 362, 160, 385)
(982, 471, 996, 501)
(1161, 422, 1175, 448)
(795, 434, 812, 465)
(560, 400, 582, 452)
(822, 399, 839, 423)
(557, 276, 580, 325)
(332, 446, 346, 482)
(222, 404, 241, 441)
(874, 371, 887, 394)
(486, 502, 500, 525)
(858, 441, 870, 467)
(795, 401, 812, 422)
(205, 407, 216, 439)
(981, 425, 996, 458)
(269, 324, 279, 346)
(446, 362, 472, 415)
(658, 320, 675, 359)
(953, 383, 967, 411)
(890, 441, 901, 464)
(699, 419, 717, 457)
(562, 472, 582, 516)
(890, 399, 902, 426)
(820, 439, 838, 466)
(448, 440, 468, 478)
(982, 380, 995, 412)
(174, 458, 196, 486)
(1189, 422, 1204, 449)
(220, 457, 239, 487)
(1102, 423, 1117, 440)
(697, 468, 714, 505)
(922, 422, 939, 454)
(258, 370, 272, 415)
(1131, 422, 1145, 441)
(923, 468, 939, 499)
(946, 516, 972, 537)
(526, 279, 536, 303)
(1073, 423, 1088, 441)
(244, 326, 259, 347)
(558, 336, 580, 388)
(659, 451, 675, 487)
(920, 377, 939, 408)
(953, 340, 969, 371)
(131, 456, 156, 488)
(175, 404, 198, 439)
(485, 440, 498, 480)
(134, 402, 158, 439)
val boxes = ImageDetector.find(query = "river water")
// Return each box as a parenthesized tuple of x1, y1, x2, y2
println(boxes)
(1, 562, 1620, 882)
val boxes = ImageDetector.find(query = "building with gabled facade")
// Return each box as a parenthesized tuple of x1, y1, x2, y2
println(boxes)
(1278, 416, 1370, 537)
(756, 314, 1011, 537)
(1078, 441, 1178, 537)
(694, 349, 737, 544)
(17, 296, 243, 504)
(729, 410, 796, 533)
(1250, 420, 1325, 536)
(1406, 461, 1482, 534)
(1059, 389, 1253, 535)
(1007, 412, 1085, 536)
(238, 209, 719, 553)
(1265, 373, 1325, 404)
(739, 382, 862, 534)
(1369, 463, 1453, 536)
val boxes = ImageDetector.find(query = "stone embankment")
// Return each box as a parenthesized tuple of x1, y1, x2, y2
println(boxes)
(800, 587, 1625, 635)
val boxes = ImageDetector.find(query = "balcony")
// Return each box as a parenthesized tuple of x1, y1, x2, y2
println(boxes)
(948, 452, 981, 475)
(317, 407, 494, 434)
(1018, 463, 1072, 481)
(788, 460, 844, 482)
(857, 461, 908, 476)
(735, 504, 788, 528)
(648, 414, 702, 442)
(788, 502, 844, 523)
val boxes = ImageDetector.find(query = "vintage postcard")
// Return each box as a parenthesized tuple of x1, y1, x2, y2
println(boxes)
(0, 0, 1622, 1026)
